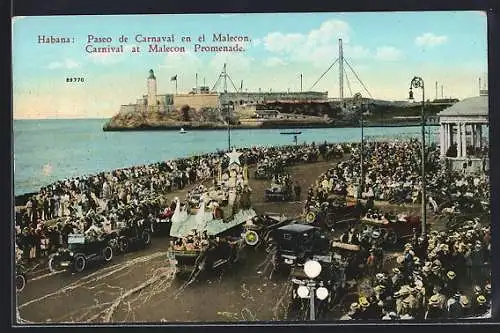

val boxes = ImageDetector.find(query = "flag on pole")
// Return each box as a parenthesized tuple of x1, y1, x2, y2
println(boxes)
(170, 75, 177, 81)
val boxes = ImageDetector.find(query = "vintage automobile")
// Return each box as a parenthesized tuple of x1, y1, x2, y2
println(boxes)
(264, 180, 294, 202)
(254, 161, 286, 180)
(358, 211, 425, 247)
(48, 233, 115, 273)
(242, 212, 293, 248)
(169, 233, 243, 278)
(16, 263, 27, 292)
(151, 209, 173, 235)
(115, 219, 152, 253)
(269, 223, 331, 274)
(304, 194, 362, 229)
(167, 196, 258, 279)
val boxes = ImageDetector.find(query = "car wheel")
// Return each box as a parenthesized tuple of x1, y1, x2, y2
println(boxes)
(16, 274, 26, 292)
(385, 230, 398, 246)
(119, 237, 129, 253)
(73, 254, 87, 273)
(142, 231, 152, 246)
(48, 257, 61, 273)
(102, 246, 113, 262)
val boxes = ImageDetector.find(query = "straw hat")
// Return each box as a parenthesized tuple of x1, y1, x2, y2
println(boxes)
(459, 296, 470, 307)
(447, 271, 456, 280)
(359, 296, 370, 308)
(477, 295, 487, 305)
(350, 302, 360, 311)
(392, 267, 401, 274)
(429, 295, 440, 306)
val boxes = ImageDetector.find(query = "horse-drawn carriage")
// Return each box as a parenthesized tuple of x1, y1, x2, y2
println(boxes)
(358, 211, 424, 247)
(304, 194, 362, 229)
(48, 233, 115, 273)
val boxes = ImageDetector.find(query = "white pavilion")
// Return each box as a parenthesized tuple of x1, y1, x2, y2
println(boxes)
(437, 90, 489, 173)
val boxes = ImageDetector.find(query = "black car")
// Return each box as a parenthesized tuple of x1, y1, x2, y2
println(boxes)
(116, 219, 152, 253)
(15, 263, 27, 292)
(269, 223, 330, 273)
(48, 233, 115, 273)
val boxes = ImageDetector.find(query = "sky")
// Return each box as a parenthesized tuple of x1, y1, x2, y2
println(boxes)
(12, 11, 488, 119)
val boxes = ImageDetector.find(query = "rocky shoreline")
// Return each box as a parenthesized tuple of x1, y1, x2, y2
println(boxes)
(102, 119, 436, 131)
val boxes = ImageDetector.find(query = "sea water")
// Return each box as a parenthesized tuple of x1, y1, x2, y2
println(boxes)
(13, 119, 437, 195)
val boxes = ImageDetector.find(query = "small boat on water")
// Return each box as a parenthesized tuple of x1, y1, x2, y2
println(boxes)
(280, 131, 302, 135)
(179, 128, 187, 134)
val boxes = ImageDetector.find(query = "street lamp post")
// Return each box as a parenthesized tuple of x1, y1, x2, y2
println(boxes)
(408, 76, 427, 238)
(296, 260, 329, 320)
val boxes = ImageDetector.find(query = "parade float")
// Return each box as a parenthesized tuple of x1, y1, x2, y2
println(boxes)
(167, 149, 259, 278)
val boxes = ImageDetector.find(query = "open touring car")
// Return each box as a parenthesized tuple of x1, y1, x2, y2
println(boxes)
(358, 211, 426, 247)
(48, 233, 115, 273)
(304, 194, 362, 229)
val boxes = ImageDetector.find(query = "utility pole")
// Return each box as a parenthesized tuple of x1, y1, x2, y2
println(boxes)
(435, 81, 438, 100)
(300, 73, 303, 93)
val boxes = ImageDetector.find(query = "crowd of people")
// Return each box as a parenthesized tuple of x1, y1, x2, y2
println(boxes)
(295, 139, 491, 320)
(339, 219, 491, 320)
(305, 139, 489, 216)
(15, 143, 346, 262)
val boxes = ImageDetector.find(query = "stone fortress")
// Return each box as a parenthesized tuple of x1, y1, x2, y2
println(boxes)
(118, 69, 329, 116)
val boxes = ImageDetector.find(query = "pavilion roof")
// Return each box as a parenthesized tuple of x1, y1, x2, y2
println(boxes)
(438, 95, 488, 117)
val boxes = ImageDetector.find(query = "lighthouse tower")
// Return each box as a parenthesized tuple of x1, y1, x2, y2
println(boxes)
(147, 69, 157, 108)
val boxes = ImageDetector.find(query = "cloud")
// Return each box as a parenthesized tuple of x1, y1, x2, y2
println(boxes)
(375, 46, 403, 61)
(46, 58, 80, 69)
(264, 57, 287, 67)
(415, 33, 448, 47)
(251, 38, 261, 47)
(209, 52, 254, 73)
(262, 19, 370, 67)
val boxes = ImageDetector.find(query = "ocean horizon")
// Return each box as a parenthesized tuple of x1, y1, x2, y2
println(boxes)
(13, 118, 438, 196)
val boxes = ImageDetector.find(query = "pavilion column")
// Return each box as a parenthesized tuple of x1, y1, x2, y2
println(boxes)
(461, 122, 467, 158)
(446, 124, 453, 151)
(470, 124, 477, 148)
(440, 123, 446, 156)
(477, 124, 483, 148)
(456, 123, 462, 157)
(444, 124, 451, 154)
